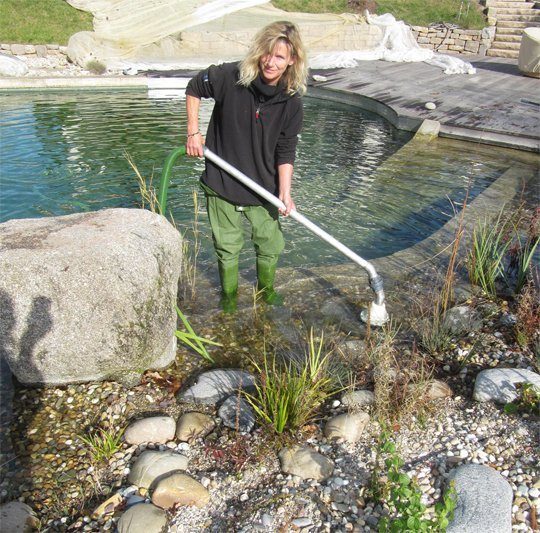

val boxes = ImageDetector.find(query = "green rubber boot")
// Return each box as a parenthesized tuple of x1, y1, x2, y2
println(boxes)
(256, 259, 283, 306)
(218, 261, 238, 314)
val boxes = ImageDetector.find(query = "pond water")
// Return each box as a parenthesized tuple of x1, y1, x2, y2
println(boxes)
(0, 90, 508, 268)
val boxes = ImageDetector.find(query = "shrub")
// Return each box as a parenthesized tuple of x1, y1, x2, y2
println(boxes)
(371, 426, 457, 531)
(85, 60, 107, 75)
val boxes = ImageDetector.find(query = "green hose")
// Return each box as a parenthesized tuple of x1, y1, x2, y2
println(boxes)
(158, 145, 186, 215)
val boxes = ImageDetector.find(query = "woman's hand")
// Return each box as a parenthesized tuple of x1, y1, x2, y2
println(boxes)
(186, 132, 205, 157)
(279, 191, 296, 217)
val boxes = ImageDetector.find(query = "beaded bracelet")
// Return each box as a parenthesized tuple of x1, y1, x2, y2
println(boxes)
(187, 131, 200, 138)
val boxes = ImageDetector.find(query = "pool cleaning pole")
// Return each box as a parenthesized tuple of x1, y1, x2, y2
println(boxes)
(203, 147, 389, 326)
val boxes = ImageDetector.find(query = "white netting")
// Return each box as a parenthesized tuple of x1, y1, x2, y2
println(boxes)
(310, 12, 476, 75)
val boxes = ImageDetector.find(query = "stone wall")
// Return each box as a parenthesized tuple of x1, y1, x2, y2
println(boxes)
(1, 43, 67, 58)
(411, 25, 496, 55)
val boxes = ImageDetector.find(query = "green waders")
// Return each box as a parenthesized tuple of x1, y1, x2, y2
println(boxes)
(203, 184, 284, 312)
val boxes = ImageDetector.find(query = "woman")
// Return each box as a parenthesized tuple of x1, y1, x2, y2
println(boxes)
(185, 21, 308, 312)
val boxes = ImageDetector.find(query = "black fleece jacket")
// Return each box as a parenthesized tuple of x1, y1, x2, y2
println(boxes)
(186, 62, 303, 206)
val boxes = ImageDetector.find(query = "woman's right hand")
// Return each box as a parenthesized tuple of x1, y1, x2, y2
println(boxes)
(186, 132, 205, 157)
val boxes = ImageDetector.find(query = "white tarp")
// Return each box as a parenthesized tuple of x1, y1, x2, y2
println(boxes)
(310, 13, 476, 75)
(66, 1, 475, 75)
(67, 0, 269, 46)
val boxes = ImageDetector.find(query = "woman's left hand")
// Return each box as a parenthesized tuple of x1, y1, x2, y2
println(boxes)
(278, 192, 296, 217)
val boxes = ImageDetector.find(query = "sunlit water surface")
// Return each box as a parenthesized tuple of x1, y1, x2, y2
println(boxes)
(1, 90, 508, 268)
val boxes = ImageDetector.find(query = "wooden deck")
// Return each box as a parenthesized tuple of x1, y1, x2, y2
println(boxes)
(311, 56, 540, 153)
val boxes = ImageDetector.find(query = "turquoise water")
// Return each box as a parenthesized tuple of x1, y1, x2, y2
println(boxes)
(0, 90, 506, 267)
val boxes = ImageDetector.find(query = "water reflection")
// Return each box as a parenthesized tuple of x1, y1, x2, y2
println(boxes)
(0, 92, 505, 267)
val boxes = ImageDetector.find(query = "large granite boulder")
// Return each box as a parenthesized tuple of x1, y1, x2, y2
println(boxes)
(0, 209, 182, 385)
(0, 53, 28, 77)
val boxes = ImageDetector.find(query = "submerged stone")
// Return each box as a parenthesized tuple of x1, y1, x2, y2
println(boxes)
(0, 501, 40, 531)
(218, 395, 255, 433)
(178, 369, 255, 405)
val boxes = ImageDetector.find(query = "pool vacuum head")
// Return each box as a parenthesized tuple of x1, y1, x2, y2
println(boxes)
(360, 301, 390, 327)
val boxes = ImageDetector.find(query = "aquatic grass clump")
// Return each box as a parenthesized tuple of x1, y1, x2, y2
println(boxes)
(506, 207, 540, 295)
(467, 210, 511, 298)
(80, 427, 125, 463)
(245, 330, 339, 434)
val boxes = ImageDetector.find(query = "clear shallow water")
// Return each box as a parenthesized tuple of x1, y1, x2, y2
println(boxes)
(0, 90, 507, 268)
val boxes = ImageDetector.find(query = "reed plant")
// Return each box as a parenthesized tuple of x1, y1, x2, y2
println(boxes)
(467, 209, 511, 298)
(175, 305, 221, 363)
(179, 190, 202, 302)
(244, 330, 338, 434)
(369, 321, 436, 424)
(125, 151, 159, 213)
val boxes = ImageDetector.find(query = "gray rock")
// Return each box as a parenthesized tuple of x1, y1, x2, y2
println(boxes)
(279, 446, 334, 481)
(129, 450, 189, 489)
(117, 503, 167, 533)
(35, 45, 48, 58)
(0, 501, 39, 532)
(409, 379, 452, 400)
(124, 416, 176, 445)
(447, 464, 513, 533)
(218, 395, 255, 433)
(341, 340, 367, 360)
(176, 412, 215, 442)
(0, 209, 182, 385)
(178, 369, 255, 405)
(473, 368, 540, 403)
(0, 53, 28, 76)
(443, 305, 482, 335)
(291, 517, 313, 528)
(324, 412, 369, 443)
(341, 390, 374, 408)
(499, 312, 517, 327)
(151, 473, 210, 509)
(10, 44, 26, 56)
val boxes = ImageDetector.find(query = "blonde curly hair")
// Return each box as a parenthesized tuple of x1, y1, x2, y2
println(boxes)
(238, 21, 308, 95)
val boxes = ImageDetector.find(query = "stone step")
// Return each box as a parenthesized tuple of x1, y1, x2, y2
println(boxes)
(488, 1, 536, 6)
(495, 12, 540, 21)
(497, 19, 540, 27)
(486, 47, 520, 57)
(490, 40, 522, 49)
(494, 26, 526, 34)
(493, 32, 525, 41)
(485, 0, 537, 5)
(493, 6, 537, 13)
